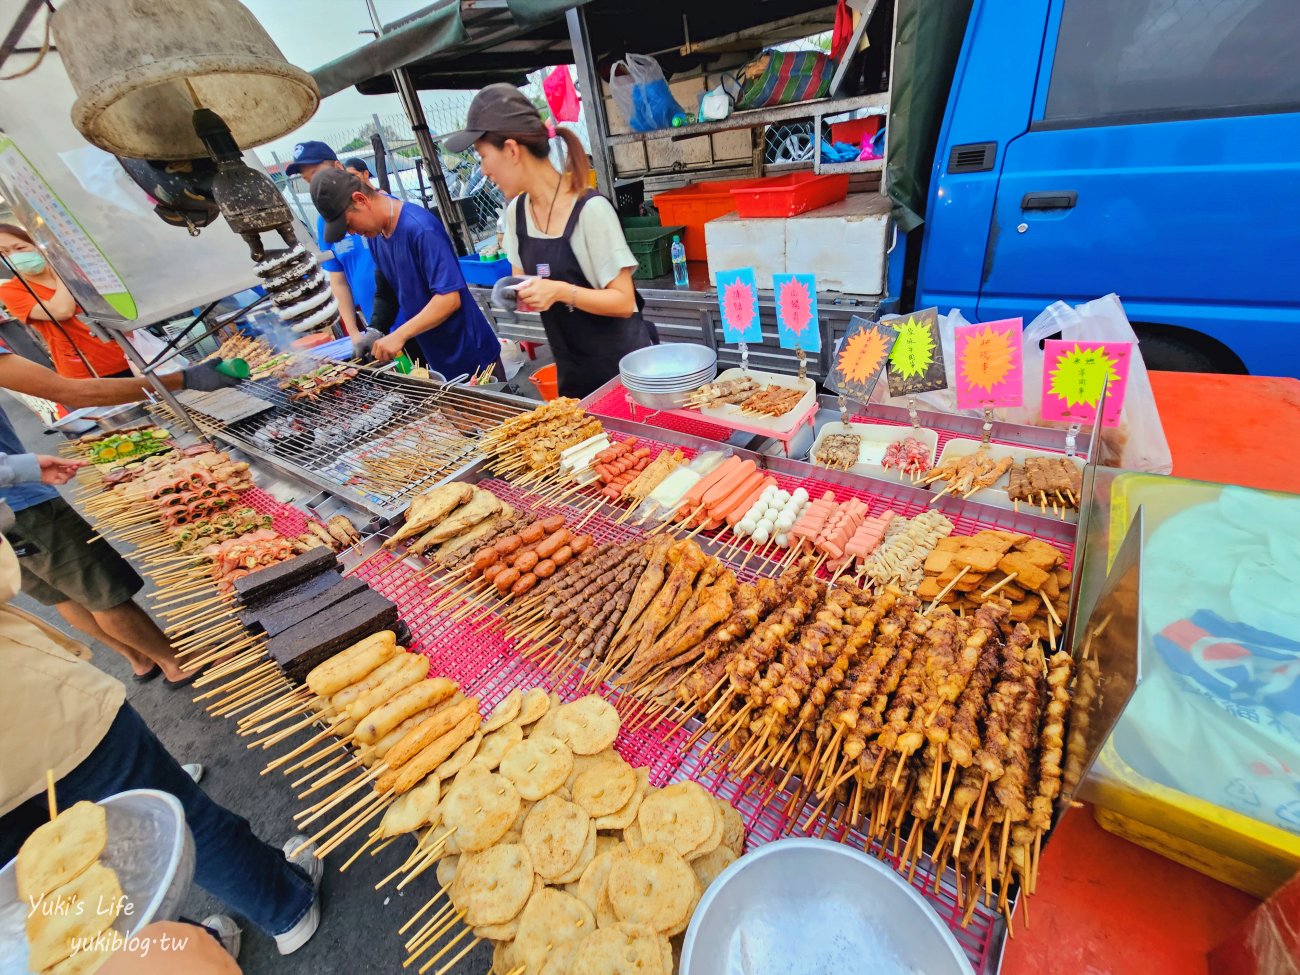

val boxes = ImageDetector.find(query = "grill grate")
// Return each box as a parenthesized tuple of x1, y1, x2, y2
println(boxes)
(175, 369, 527, 514)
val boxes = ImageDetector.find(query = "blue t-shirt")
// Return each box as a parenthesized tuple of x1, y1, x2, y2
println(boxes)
(317, 216, 377, 326)
(0, 346, 58, 512)
(368, 204, 499, 380)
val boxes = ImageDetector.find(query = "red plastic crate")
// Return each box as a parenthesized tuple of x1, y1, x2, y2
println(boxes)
(730, 172, 850, 218)
(652, 177, 766, 261)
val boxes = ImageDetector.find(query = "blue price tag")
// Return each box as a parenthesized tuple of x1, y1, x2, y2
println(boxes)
(715, 268, 762, 344)
(773, 273, 820, 353)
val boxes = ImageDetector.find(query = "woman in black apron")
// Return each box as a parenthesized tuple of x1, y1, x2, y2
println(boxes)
(442, 84, 656, 399)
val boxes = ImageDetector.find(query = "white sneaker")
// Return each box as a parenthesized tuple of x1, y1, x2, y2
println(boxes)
(274, 835, 323, 955)
(182, 763, 204, 784)
(201, 914, 241, 959)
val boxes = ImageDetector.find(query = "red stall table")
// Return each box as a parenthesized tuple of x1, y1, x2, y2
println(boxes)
(1003, 372, 1300, 975)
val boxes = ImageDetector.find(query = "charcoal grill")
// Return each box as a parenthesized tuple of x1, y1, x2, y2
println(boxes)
(166, 365, 530, 518)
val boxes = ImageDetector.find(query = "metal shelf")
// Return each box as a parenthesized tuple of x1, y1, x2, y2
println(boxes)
(605, 92, 890, 146)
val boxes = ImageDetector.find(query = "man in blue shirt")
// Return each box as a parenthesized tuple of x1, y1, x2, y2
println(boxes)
(284, 141, 377, 336)
(309, 168, 502, 380)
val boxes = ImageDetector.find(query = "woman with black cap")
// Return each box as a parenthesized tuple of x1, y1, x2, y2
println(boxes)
(442, 83, 655, 399)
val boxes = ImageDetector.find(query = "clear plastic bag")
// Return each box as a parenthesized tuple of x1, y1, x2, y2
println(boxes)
(1005, 293, 1172, 473)
(609, 54, 684, 132)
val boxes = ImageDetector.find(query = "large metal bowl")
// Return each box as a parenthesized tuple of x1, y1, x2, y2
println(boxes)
(0, 790, 195, 975)
(680, 838, 970, 975)
(619, 343, 716, 383)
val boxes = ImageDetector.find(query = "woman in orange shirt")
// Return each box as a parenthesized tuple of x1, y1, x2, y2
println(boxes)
(0, 223, 132, 379)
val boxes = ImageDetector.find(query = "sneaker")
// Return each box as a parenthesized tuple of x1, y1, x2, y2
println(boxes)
(182, 763, 204, 784)
(274, 835, 323, 955)
(201, 914, 241, 959)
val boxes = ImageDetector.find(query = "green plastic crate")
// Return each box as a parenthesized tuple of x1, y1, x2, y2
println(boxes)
(624, 224, 684, 280)
(620, 215, 662, 230)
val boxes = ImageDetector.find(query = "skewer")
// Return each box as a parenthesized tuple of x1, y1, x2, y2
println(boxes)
(926, 565, 970, 614)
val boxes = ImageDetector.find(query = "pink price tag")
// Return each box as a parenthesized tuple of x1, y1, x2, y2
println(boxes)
(954, 318, 1023, 409)
(1041, 340, 1133, 427)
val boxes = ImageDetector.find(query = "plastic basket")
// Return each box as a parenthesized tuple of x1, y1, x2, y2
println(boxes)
(730, 172, 850, 218)
(624, 224, 685, 280)
(652, 178, 767, 260)
(620, 215, 663, 230)
(614, 179, 645, 218)
(458, 255, 512, 286)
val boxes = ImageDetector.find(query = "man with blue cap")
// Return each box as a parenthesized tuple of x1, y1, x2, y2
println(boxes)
(285, 141, 377, 337)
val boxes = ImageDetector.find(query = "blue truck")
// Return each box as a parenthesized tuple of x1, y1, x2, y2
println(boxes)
(916, 0, 1300, 376)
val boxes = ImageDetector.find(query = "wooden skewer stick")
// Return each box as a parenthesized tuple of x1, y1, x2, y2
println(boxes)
(417, 927, 478, 975)
(262, 720, 348, 773)
(980, 572, 1018, 599)
(926, 565, 971, 614)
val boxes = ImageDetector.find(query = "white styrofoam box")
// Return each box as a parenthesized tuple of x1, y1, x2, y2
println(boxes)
(705, 212, 785, 289)
(784, 193, 892, 295)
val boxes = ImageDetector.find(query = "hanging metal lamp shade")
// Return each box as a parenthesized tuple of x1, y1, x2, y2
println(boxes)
(51, 0, 319, 160)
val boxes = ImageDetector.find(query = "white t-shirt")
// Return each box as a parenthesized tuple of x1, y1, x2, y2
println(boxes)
(504, 193, 637, 290)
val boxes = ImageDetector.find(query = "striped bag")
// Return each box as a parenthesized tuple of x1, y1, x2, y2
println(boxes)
(736, 50, 834, 110)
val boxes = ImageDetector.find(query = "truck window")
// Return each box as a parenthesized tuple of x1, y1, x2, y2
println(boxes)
(1043, 0, 1300, 125)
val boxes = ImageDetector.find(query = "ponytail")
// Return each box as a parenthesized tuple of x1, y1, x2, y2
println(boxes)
(479, 125, 590, 193)
(554, 127, 589, 193)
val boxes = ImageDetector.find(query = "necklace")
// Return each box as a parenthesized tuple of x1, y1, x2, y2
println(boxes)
(382, 197, 397, 238)
(530, 175, 563, 235)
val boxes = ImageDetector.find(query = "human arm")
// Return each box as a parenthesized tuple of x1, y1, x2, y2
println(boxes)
(0, 350, 238, 407)
(0, 451, 83, 487)
(370, 292, 461, 361)
(512, 268, 637, 318)
(22, 276, 78, 322)
(370, 267, 398, 334)
(328, 270, 359, 336)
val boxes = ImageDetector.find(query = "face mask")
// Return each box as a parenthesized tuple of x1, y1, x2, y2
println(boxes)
(8, 250, 46, 274)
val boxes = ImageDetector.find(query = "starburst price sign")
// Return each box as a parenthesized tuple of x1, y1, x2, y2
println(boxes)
(714, 267, 762, 344)
(1041, 340, 1132, 426)
(884, 308, 947, 397)
(827, 314, 895, 402)
(955, 318, 1023, 409)
(773, 273, 820, 352)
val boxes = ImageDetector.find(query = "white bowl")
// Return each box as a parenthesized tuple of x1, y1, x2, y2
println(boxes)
(680, 838, 970, 975)
(0, 790, 195, 975)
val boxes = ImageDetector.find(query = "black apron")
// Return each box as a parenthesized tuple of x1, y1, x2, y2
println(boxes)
(516, 190, 656, 399)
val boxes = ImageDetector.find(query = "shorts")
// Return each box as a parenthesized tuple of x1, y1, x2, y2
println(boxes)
(8, 497, 143, 611)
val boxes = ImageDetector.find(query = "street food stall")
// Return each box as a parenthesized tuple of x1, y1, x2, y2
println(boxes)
(3, 2, 1298, 974)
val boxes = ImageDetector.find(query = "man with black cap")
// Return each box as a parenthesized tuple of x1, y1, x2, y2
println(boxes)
(344, 158, 376, 188)
(284, 141, 377, 337)
(310, 168, 502, 379)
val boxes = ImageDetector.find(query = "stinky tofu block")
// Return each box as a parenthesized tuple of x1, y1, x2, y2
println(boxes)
(924, 550, 957, 574)
(997, 552, 1051, 591)
(953, 546, 1003, 574)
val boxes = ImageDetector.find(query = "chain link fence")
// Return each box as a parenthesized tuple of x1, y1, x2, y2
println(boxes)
(272, 70, 591, 250)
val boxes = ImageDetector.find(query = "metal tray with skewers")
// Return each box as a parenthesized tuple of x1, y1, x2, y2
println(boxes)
(928, 439, 1084, 521)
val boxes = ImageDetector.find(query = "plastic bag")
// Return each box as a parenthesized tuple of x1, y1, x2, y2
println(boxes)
(542, 66, 580, 123)
(1006, 293, 1172, 473)
(609, 54, 683, 132)
(737, 50, 833, 110)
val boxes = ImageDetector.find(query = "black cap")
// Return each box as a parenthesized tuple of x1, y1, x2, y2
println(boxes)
(310, 168, 361, 244)
(343, 157, 370, 175)
(440, 83, 546, 154)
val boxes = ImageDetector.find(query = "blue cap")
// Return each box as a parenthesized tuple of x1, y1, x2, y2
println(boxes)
(285, 140, 338, 175)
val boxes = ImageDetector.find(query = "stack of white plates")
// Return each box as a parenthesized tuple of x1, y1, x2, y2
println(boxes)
(619, 344, 717, 409)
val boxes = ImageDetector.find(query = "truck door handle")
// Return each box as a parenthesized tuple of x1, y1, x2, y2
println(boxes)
(1021, 191, 1077, 210)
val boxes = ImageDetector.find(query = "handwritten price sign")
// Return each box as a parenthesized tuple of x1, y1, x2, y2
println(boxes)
(827, 315, 895, 402)
(955, 318, 1023, 409)
(773, 273, 820, 352)
(1041, 340, 1132, 426)
(884, 308, 946, 397)
(714, 268, 762, 344)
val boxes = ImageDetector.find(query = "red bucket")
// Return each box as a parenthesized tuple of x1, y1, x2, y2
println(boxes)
(529, 363, 559, 401)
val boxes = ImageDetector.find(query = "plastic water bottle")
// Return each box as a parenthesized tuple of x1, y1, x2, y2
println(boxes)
(670, 235, 689, 288)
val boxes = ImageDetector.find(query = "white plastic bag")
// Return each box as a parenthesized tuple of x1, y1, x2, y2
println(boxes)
(1007, 293, 1171, 473)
